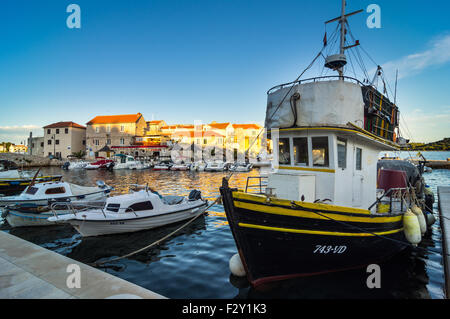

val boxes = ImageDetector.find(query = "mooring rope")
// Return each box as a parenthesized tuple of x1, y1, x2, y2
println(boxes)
(91, 196, 222, 267)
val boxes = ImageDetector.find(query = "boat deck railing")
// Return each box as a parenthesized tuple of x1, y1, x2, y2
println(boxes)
(49, 202, 138, 219)
(267, 75, 364, 95)
(368, 187, 410, 214)
(245, 176, 268, 194)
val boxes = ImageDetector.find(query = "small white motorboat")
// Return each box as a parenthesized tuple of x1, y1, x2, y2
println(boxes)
(153, 163, 171, 171)
(204, 161, 226, 172)
(1, 181, 112, 227)
(170, 163, 190, 171)
(229, 162, 253, 172)
(190, 162, 206, 172)
(48, 188, 208, 237)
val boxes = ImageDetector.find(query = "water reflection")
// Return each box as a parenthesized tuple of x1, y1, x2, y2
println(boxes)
(0, 166, 446, 299)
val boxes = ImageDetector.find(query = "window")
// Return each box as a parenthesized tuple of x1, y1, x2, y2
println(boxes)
(126, 201, 154, 212)
(55, 140, 59, 145)
(120, 125, 125, 132)
(106, 125, 111, 133)
(106, 203, 120, 212)
(47, 129, 51, 134)
(312, 137, 329, 167)
(56, 129, 59, 134)
(65, 128, 68, 134)
(45, 187, 66, 195)
(40, 142, 44, 147)
(120, 138, 125, 145)
(26, 187, 39, 195)
(293, 137, 308, 166)
(337, 138, 347, 169)
(106, 139, 111, 145)
(94, 140, 99, 146)
(278, 138, 291, 165)
(356, 148, 362, 170)
(82, 140, 86, 145)
(48, 140, 52, 145)
(95, 126, 99, 133)
(218, 137, 223, 144)
(48, 152, 52, 156)
(203, 139, 207, 145)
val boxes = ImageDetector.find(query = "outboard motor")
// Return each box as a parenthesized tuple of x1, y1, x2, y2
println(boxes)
(188, 190, 202, 201)
(106, 161, 115, 171)
(62, 162, 70, 170)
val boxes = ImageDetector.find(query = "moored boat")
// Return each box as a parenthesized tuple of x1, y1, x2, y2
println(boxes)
(85, 157, 115, 170)
(1, 180, 112, 227)
(219, 0, 431, 287)
(49, 187, 208, 237)
(0, 163, 62, 196)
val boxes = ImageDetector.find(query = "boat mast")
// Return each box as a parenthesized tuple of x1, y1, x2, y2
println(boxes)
(338, 0, 346, 77)
(324, 0, 362, 78)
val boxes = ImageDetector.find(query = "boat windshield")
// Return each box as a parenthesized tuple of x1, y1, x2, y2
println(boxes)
(25, 187, 39, 195)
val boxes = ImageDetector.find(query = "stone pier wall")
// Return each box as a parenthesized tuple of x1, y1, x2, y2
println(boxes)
(0, 153, 63, 167)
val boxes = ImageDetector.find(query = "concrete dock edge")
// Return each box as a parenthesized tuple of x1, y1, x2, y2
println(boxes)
(438, 186, 450, 299)
(0, 231, 167, 299)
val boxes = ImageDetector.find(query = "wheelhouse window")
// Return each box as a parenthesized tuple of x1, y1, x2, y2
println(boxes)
(278, 138, 291, 165)
(45, 187, 66, 195)
(126, 201, 154, 212)
(337, 138, 347, 169)
(312, 137, 329, 167)
(356, 147, 362, 170)
(293, 137, 308, 166)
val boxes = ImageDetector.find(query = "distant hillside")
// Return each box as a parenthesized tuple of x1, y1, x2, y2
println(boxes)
(406, 138, 450, 151)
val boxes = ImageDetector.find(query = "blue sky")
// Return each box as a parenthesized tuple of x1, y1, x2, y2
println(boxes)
(0, 0, 449, 143)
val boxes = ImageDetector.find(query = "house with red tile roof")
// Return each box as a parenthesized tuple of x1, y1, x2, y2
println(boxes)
(85, 113, 148, 158)
(43, 121, 86, 159)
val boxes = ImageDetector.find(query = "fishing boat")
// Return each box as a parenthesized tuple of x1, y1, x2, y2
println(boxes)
(0, 161, 62, 196)
(220, 0, 429, 287)
(48, 187, 208, 237)
(1, 180, 112, 227)
(85, 157, 115, 170)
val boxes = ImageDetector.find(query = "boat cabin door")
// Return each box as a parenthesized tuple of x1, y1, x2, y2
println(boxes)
(352, 146, 363, 207)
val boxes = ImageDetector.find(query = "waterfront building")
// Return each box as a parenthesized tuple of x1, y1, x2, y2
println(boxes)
(9, 144, 28, 154)
(27, 136, 45, 157)
(43, 122, 86, 159)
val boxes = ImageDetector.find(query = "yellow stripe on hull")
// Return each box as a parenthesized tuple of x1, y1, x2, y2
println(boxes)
(232, 191, 372, 215)
(275, 166, 335, 173)
(238, 222, 404, 237)
(234, 201, 402, 223)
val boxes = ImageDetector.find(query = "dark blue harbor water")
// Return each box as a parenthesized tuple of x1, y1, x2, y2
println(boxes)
(1, 151, 449, 298)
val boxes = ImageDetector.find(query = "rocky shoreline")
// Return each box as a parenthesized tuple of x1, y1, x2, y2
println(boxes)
(0, 153, 63, 167)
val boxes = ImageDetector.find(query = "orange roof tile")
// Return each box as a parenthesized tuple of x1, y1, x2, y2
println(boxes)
(87, 113, 143, 125)
(232, 124, 262, 130)
(208, 122, 230, 129)
(44, 121, 86, 129)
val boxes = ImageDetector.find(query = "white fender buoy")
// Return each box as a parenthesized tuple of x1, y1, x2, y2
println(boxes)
(403, 209, 421, 246)
(229, 253, 246, 277)
(411, 205, 427, 235)
(425, 211, 436, 227)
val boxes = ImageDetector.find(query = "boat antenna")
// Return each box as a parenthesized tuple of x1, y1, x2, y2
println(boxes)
(324, 0, 362, 77)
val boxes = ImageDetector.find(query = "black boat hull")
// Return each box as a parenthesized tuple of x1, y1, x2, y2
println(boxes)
(220, 185, 408, 287)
